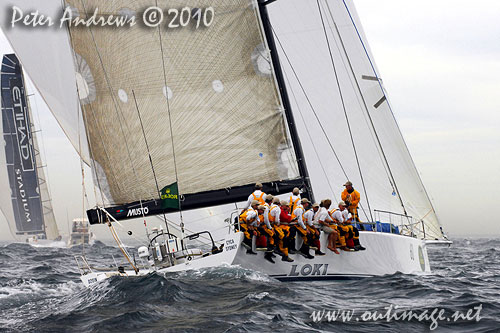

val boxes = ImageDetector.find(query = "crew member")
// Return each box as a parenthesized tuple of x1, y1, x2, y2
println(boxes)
(335, 200, 366, 251)
(260, 195, 276, 263)
(341, 181, 362, 229)
(331, 201, 365, 251)
(289, 187, 301, 213)
(242, 183, 267, 211)
(304, 202, 325, 255)
(291, 198, 314, 259)
(278, 200, 295, 261)
(315, 199, 340, 254)
(270, 198, 293, 262)
(239, 200, 262, 255)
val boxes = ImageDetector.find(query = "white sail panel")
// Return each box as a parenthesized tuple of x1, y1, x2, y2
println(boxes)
(66, 0, 300, 205)
(268, 0, 442, 240)
(0, 0, 90, 164)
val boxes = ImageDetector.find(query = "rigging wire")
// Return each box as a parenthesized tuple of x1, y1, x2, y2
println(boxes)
(269, 25, 349, 180)
(339, 0, 441, 231)
(324, 0, 408, 216)
(316, 0, 374, 223)
(269, 20, 371, 220)
(156, 0, 186, 241)
(69, 1, 153, 258)
(282, 62, 335, 194)
(320, 5, 395, 191)
(131, 90, 174, 255)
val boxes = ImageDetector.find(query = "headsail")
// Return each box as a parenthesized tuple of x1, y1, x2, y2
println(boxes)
(0, 54, 59, 240)
(268, 0, 443, 240)
(55, 0, 309, 223)
(0, 0, 90, 164)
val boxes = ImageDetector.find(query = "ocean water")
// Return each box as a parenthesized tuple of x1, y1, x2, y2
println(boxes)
(0, 238, 498, 332)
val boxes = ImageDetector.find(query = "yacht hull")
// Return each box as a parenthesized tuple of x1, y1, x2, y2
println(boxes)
(80, 231, 429, 287)
(234, 231, 430, 281)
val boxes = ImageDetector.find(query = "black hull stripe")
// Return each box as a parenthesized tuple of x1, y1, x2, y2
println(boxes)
(271, 274, 373, 282)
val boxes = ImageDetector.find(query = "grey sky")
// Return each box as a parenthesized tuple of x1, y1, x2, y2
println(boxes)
(0, 0, 499, 241)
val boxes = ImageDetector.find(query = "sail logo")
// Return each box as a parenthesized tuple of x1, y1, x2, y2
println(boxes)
(15, 168, 31, 224)
(11, 84, 34, 172)
(126, 207, 149, 217)
(288, 264, 329, 277)
(161, 193, 178, 200)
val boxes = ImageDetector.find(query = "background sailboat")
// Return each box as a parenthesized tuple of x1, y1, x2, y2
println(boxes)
(0, 54, 61, 245)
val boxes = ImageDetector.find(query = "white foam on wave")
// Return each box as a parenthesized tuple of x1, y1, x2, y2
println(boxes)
(157, 263, 272, 283)
(29, 240, 67, 248)
(245, 291, 270, 300)
(0, 279, 82, 300)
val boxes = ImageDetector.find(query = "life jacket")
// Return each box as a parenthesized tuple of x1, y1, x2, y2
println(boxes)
(291, 204, 304, 221)
(268, 204, 278, 222)
(326, 208, 339, 225)
(239, 208, 257, 223)
(303, 208, 313, 225)
(328, 208, 337, 219)
(289, 195, 300, 212)
(252, 191, 266, 205)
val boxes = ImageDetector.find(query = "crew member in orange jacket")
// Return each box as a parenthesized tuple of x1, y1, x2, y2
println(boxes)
(341, 181, 362, 229)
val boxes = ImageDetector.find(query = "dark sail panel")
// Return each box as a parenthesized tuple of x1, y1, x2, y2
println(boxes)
(1, 54, 45, 236)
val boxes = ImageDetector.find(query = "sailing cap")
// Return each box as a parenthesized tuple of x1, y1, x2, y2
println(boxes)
(292, 187, 300, 195)
(301, 198, 310, 204)
(251, 200, 260, 206)
(280, 200, 289, 206)
(272, 197, 281, 204)
(265, 194, 274, 201)
(255, 183, 263, 189)
(257, 205, 266, 211)
(312, 203, 320, 208)
(338, 201, 347, 207)
(343, 181, 353, 186)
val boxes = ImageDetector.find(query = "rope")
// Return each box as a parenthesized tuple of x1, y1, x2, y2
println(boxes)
(131, 90, 173, 254)
(156, 0, 185, 241)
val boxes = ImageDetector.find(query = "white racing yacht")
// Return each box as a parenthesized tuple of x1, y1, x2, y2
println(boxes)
(1, 0, 451, 287)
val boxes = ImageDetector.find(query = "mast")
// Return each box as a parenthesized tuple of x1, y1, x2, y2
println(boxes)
(258, 0, 315, 202)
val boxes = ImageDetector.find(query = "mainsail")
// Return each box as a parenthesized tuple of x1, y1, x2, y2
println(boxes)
(0, 54, 60, 240)
(61, 0, 307, 222)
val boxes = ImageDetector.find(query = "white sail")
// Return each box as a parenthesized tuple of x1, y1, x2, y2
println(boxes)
(268, 0, 443, 240)
(0, 0, 90, 164)
(65, 0, 300, 205)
